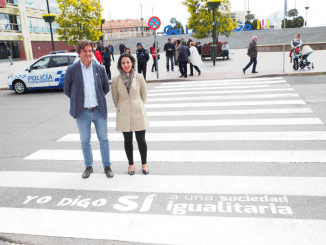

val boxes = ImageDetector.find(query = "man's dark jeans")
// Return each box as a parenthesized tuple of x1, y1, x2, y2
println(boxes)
(179, 61, 188, 77)
(166, 56, 174, 71)
(243, 57, 257, 72)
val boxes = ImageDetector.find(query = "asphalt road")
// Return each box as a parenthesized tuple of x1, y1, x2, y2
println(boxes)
(0, 75, 326, 245)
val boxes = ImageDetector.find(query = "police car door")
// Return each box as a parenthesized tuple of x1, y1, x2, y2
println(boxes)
(27, 56, 52, 88)
(48, 56, 71, 88)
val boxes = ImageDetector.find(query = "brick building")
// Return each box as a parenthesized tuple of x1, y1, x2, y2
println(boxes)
(101, 19, 152, 40)
(0, 0, 73, 61)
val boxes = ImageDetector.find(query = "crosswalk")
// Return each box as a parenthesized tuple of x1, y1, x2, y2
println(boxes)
(1, 77, 326, 245)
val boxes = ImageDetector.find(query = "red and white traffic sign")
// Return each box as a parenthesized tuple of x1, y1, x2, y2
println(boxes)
(148, 16, 161, 31)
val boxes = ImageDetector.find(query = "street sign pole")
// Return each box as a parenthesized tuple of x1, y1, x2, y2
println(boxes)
(148, 16, 161, 79)
(154, 30, 159, 78)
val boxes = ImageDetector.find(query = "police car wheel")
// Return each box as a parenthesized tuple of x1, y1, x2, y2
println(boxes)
(13, 80, 27, 94)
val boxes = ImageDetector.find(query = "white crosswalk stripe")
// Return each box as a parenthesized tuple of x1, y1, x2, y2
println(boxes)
(58, 131, 326, 142)
(3, 77, 326, 245)
(107, 108, 314, 117)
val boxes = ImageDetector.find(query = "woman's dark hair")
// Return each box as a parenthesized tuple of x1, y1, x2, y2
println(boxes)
(96, 46, 102, 51)
(152, 42, 158, 47)
(117, 53, 136, 71)
(105, 47, 110, 52)
(177, 40, 181, 45)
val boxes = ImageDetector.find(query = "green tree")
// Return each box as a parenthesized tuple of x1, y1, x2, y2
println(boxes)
(170, 17, 185, 34)
(183, 0, 238, 39)
(56, 0, 103, 45)
(287, 8, 298, 18)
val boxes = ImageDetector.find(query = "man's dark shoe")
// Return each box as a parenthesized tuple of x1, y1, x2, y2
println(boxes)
(242, 69, 245, 74)
(179, 75, 184, 78)
(252, 71, 258, 73)
(189, 74, 193, 76)
(82, 167, 93, 179)
(104, 166, 114, 178)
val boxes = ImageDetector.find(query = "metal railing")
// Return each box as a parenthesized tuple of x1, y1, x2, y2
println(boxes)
(0, 23, 21, 31)
(104, 31, 153, 40)
(28, 26, 57, 33)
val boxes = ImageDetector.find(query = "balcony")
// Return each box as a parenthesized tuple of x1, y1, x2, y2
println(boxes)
(0, 23, 21, 32)
(28, 26, 56, 33)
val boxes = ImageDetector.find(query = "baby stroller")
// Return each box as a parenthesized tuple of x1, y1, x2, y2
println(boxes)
(291, 45, 314, 70)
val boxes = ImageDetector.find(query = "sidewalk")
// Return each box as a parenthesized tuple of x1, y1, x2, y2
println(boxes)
(1, 49, 325, 90)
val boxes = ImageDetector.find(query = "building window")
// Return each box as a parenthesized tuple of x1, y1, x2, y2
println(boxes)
(5, 0, 18, 5)
(0, 13, 21, 31)
(27, 17, 56, 33)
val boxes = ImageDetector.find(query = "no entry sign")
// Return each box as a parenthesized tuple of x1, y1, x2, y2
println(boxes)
(148, 16, 161, 31)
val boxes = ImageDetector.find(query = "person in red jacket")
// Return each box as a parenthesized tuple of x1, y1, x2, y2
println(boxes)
(150, 42, 159, 72)
(94, 46, 103, 65)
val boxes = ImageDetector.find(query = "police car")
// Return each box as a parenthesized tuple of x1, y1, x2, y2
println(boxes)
(7, 50, 99, 94)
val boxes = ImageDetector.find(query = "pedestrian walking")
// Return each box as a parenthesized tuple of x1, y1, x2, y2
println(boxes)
(111, 53, 150, 175)
(174, 39, 180, 66)
(7, 47, 13, 65)
(103, 47, 111, 80)
(196, 42, 202, 55)
(189, 42, 202, 76)
(150, 42, 159, 72)
(186, 37, 193, 47)
(177, 41, 190, 78)
(108, 43, 115, 61)
(164, 38, 175, 72)
(94, 46, 103, 65)
(136, 43, 149, 81)
(64, 39, 114, 179)
(243, 36, 258, 74)
(221, 41, 229, 60)
(119, 41, 126, 55)
(290, 34, 302, 66)
(125, 47, 133, 56)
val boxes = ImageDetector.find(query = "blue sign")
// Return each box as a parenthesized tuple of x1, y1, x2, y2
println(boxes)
(163, 25, 189, 35)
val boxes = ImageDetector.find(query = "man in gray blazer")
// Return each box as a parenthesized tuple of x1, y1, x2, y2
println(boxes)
(64, 39, 114, 179)
(243, 36, 258, 74)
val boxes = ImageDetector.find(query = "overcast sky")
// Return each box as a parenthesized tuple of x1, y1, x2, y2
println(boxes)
(100, 0, 326, 31)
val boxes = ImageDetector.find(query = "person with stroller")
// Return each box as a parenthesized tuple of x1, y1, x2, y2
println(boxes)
(290, 34, 302, 67)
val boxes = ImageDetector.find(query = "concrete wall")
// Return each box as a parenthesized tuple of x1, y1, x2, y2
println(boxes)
(103, 26, 326, 54)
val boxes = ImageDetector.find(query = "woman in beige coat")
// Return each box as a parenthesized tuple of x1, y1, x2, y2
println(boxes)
(112, 53, 150, 175)
(174, 39, 180, 65)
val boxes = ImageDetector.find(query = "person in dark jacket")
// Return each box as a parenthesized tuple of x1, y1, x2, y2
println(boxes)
(177, 41, 190, 78)
(163, 38, 175, 72)
(64, 39, 114, 179)
(196, 42, 202, 55)
(186, 37, 193, 47)
(103, 47, 111, 80)
(136, 42, 150, 81)
(108, 43, 115, 61)
(7, 47, 13, 65)
(119, 41, 126, 55)
(243, 36, 258, 74)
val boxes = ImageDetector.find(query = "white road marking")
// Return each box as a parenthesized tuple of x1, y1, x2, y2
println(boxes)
(150, 84, 290, 93)
(145, 100, 306, 109)
(147, 93, 300, 102)
(155, 80, 287, 89)
(57, 131, 326, 142)
(107, 108, 314, 117)
(1, 171, 326, 196)
(0, 208, 325, 245)
(104, 118, 323, 128)
(25, 150, 326, 163)
(148, 88, 295, 97)
(159, 77, 284, 86)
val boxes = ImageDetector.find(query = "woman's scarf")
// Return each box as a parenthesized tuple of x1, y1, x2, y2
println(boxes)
(119, 68, 134, 94)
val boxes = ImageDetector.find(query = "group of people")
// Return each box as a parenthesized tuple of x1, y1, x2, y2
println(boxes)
(64, 39, 150, 179)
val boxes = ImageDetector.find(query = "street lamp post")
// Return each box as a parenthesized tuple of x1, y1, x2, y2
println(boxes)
(140, 1, 144, 36)
(207, 0, 221, 66)
(45, 0, 55, 51)
(305, 6, 309, 27)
